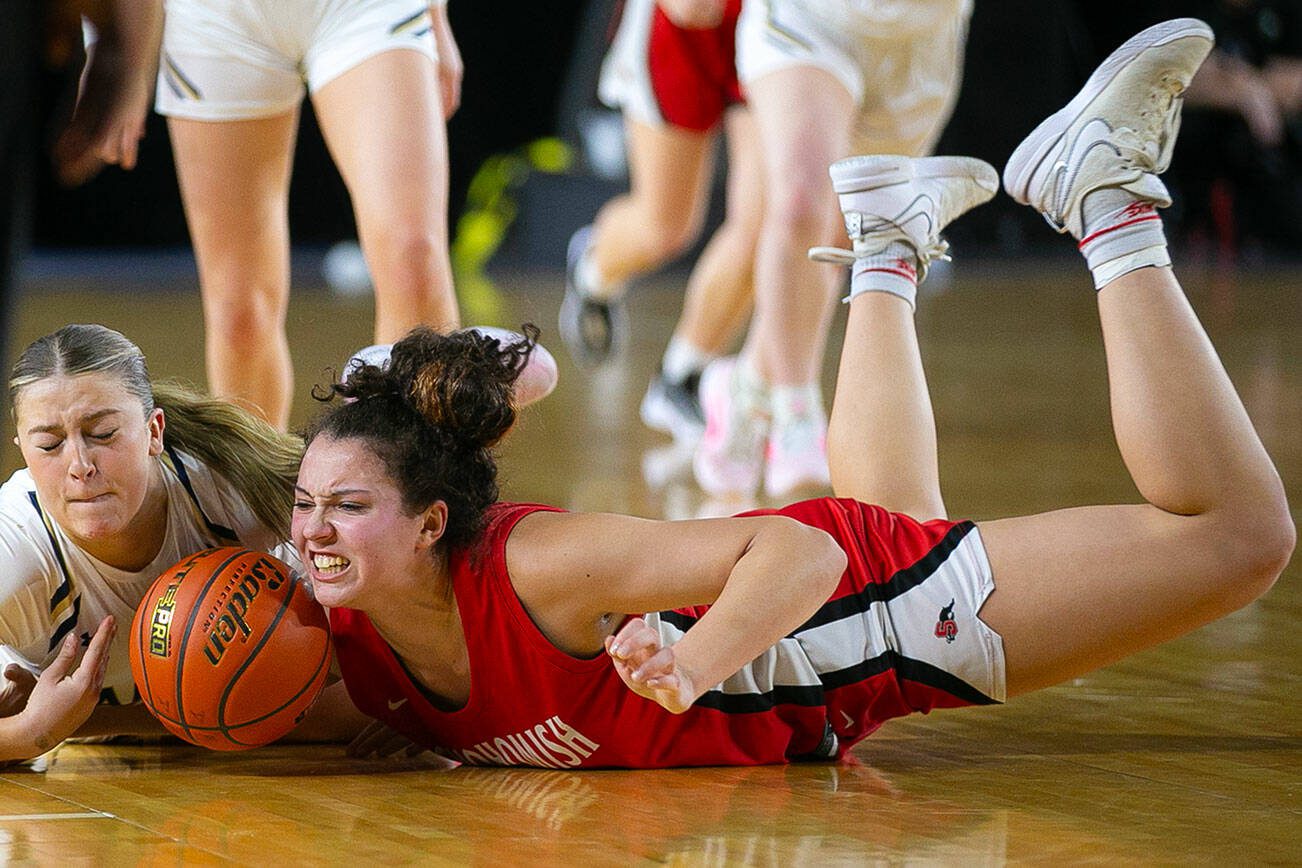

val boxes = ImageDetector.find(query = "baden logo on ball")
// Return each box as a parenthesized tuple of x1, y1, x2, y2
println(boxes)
(130, 548, 332, 751)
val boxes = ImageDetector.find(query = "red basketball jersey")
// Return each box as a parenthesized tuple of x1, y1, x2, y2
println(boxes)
(331, 499, 996, 768)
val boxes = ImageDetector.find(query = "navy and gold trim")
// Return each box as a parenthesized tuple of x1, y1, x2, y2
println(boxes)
(26, 492, 81, 652)
(162, 53, 203, 101)
(762, 0, 813, 51)
(390, 8, 431, 37)
(162, 446, 239, 546)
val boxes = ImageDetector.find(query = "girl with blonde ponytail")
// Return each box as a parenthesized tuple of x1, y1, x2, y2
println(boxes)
(0, 324, 360, 763)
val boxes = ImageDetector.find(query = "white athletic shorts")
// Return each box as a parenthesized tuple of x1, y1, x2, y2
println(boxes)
(736, 0, 973, 155)
(156, 0, 437, 121)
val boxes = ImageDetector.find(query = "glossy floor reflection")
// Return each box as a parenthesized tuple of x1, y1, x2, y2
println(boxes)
(3, 260, 1299, 863)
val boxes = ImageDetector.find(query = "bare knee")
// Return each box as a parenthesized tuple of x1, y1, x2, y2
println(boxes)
(664, 219, 703, 262)
(711, 212, 762, 260)
(202, 282, 285, 339)
(1204, 494, 1295, 611)
(635, 201, 704, 263)
(762, 181, 838, 244)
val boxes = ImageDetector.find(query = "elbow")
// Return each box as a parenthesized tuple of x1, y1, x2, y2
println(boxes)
(782, 519, 847, 599)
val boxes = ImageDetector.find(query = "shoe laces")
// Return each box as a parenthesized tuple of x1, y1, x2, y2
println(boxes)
(809, 226, 949, 281)
(1118, 75, 1186, 173)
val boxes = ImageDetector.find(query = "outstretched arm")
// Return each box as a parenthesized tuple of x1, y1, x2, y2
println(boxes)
(1184, 49, 1286, 146)
(508, 512, 847, 713)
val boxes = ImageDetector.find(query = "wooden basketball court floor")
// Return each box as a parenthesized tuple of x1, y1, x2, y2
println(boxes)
(2, 259, 1299, 864)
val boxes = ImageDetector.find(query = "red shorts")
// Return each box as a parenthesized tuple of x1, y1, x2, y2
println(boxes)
(742, 498, 1005, 747)
(598, 0, 743, 132)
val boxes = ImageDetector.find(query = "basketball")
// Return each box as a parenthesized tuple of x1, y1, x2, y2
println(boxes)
(129, 548, 332, 751)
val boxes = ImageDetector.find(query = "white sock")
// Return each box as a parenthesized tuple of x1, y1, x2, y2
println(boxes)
(576, 248, 625, 302)
(734, 355, 769, 412)
(661, 336, 711, 384)
(847, 241, 919, 310)
(1078, 188, 1170, 290)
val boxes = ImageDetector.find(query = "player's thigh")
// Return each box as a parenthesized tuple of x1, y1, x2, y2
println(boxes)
(736, 0, 857, 184)
(168, 113, 299, 249)
(744, 67, 854, 199)
(977, 504, 1239, 698)
(312, 48, 449, 230)
(624, 118, 717, 234)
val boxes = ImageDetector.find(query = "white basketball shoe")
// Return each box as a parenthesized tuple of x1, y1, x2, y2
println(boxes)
(342, 326, 558, 408)
(693, 357, 769, 498)
(1002, 18, 1214, 239)
(809, 155, 999, 281)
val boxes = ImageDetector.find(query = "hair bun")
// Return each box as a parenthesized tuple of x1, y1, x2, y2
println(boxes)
(391, 325, 538, 451)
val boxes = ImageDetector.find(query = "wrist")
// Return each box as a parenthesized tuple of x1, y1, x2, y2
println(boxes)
(0, 712, 43, 762)
(664, 638, 712, 703)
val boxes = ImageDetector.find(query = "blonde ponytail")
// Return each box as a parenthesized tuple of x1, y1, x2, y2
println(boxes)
(152, 381, 301, 538)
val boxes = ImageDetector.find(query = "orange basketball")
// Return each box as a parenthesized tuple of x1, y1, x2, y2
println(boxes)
(129, 547, 331, 751)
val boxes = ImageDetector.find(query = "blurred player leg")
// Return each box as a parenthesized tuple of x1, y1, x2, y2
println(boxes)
(169, 112, 299, 428)
(642, 106, 761, 443)
(694, 65, 851, 497)
(312, 48, 460, 343)
(561, 118, 715, 368)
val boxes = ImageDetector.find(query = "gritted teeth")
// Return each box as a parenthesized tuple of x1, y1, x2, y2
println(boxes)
(313, 554, 351, 573)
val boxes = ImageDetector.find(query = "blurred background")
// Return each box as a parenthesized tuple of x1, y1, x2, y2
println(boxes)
(5, 0, 1301, 476)
(1, 6, 1297, 860)
(23, 1, 1302, 258)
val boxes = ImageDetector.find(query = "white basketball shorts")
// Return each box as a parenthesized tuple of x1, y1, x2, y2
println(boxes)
(736, 0, 973, 156)
(157, 0, 437, 121)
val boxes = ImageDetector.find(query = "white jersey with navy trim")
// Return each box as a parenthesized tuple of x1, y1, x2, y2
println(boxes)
(0, 449, 299, 705)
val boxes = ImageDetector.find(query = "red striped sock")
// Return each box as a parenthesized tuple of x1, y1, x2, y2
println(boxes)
(848, 241, 919, 310)
(1078, 190, 1168, 289)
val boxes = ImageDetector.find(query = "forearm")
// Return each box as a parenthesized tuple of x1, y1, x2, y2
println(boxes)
(102, 0, 164, 89)
(1264, 58, 1302, 114)
(0, 715, 43, 763)
(670, 521, 846, 698)
(1186, 53, 1265, 111)
(283, 680, 372, 743)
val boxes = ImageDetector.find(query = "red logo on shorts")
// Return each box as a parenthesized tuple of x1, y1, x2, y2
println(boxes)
(934, 599, 958, 643)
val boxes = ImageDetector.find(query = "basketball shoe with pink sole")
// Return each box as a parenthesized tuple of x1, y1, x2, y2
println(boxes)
(693, 357, 768, 498)
(764, 402, 831, 499)
(343, 326, 558, 408)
